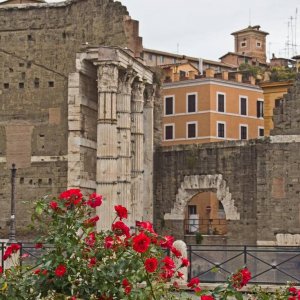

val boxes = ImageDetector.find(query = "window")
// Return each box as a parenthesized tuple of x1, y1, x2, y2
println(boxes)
(187, 122, 197, 139)
(240, 125, 248, 140)
(258, 127, 264, 137)
(148, 53, 152, 60)
(257, 100, 264, 118)
(19, 82, 24, 89)
(179, 70, 186, 78)
(240, 97, 247, 115)
(217, 122, 225, 138)
(48, 81, 54, 87)
(3, 83, 9, 89)
(187, 93, 197, 113)
(165, 124, 174, 140)
(160, 56, 164, 64)
(217, 93, 225, 112)
(241, 41, 247, 48)
(164, 96, 174, 115)
(256, 41, 262, 48)
(188, 205, 197, 215)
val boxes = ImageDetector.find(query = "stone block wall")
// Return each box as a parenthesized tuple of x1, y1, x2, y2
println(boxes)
(0, 0, 142, 239)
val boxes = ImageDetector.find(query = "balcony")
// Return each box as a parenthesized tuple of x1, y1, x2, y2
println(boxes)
(184, 218, 227, 235)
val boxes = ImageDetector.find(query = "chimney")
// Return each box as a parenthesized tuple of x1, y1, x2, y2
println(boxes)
(188, 71, 195, 80)
(249, 76, 256, 85)
(235, 73, 242, 82)
(173, 73, 180, 82)
(222, 71, 228, 80)
(205, 68, 215, 78)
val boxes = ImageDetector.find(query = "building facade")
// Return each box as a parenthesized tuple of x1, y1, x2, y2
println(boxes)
(162, 70, 264, 146)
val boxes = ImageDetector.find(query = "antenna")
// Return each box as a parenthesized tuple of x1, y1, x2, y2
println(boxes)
(249, 9, 251, 26)
(295, 8, 298, 54)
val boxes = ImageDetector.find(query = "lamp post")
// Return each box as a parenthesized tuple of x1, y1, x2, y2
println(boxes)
(206, 205, 213, 235)
(8, 163, 17, 243)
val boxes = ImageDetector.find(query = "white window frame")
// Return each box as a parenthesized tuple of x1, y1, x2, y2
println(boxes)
(186, 121, 198, 139)
(186, 93, 198, 113)
(258, 126, 264, 137)
(257, 98, 264, 119)
(164, 123, 175, 141)
(216, 92, 226, 113)
(164, 95, 175, 116)
(239, 124, 248, 140)
(216, 121, 226, 139)
(239, 95, 248, 116)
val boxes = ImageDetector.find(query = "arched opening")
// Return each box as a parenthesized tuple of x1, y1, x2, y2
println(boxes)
(184, 191, 227, 235)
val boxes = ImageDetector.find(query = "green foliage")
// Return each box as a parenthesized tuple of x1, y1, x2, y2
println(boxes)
(238, 63, 264, 78)
(269, 66, 297, 82)
(195, 232, 203, 245)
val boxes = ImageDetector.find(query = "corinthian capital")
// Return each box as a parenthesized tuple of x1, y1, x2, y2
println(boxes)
(118, 68, 136, 95)
(97, 63, 119, 93)
(132, 80, 146, 101)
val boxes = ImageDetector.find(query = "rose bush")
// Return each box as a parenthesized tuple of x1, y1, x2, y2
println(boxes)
(0, 189, 296, 299)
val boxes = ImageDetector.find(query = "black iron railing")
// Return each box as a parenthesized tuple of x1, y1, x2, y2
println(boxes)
(184, 218, 227, 235)
(187, 245, 300, 285)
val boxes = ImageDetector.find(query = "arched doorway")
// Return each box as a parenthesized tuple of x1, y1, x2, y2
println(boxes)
(164, 174, 239, 237)
(184, 191, 227, 235)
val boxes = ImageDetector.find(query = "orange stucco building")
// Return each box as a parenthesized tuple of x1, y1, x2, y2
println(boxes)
(259, 80, 294, 135)
(162, 70, 264, 146)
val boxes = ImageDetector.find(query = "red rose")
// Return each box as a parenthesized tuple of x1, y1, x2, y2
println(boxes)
(171, 246, 182, 258)
(49, 201, 58, 210)
(85, 232, 96, 247)
(160, 236, 174, 249)
(104, 236, 114, 249)
(34, 269, 41, 275)
(122, 278, 131, 295)
(289, 287, 298, 295)
(231, 267, 251, 289)
(88, 257, 97, 268)
(144, 257, 158, 273)
(132, 232, 151, 253)
(0, 266, 3, 274)
(181, 257, 190, 267)
(84, 216, 99, 227)
(55, 264, 67, 277)
(187, 277, 200, 288)
(10, 243, 21, 252)
(114, 205, 128, 220)
(3, 247, 13, 261)
(201, 295, 215, 300)
(162, 256, 175, 270)
(87, 193, 102, 208)
(112, 221, 130, 238)
(177, 271, 184, 279)
(59, 189, 82, 206)
(35, 243, 43, 249)
(41, 269, 48, 275)
(136, 221, 155, 234)
(173, 281, 180, 289)
(160, 268, 175, 279)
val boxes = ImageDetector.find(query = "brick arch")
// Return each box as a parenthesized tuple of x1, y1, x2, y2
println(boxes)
(164, 174, 240, 221)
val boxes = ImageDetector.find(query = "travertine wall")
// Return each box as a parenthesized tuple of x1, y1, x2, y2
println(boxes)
(0, 0, 143, 238)
(154, 76, 300, 245)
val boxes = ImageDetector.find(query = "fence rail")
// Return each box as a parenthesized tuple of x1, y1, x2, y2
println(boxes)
(1, 242, 299, 285)
(187, 245, 300, 285)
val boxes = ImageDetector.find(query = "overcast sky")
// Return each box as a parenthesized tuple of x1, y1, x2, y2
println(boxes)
(120, 0, 299, 61)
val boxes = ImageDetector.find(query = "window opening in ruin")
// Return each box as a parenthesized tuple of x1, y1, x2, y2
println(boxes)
(27, 35, 33, 41)
(48, 81, 54, 88)
(20, 177, 24, 184)
(19, 63, 25, 67)
(48, 178, 52, 185)
(184, 191, 227, 235)
(4, 83, 9, 89)
(19, 82, 24, 89)
(34, 78, 40, 88)
(259, 128, 264, 137)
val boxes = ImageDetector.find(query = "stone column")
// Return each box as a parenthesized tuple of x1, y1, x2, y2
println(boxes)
(143, 85, 155, 222)
(116, 70, 136, 213)
(96, 63, 119, 230)
(130, 80, 145, 225)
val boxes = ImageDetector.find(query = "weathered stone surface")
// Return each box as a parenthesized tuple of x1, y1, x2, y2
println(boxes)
(0, 0, 143, 239)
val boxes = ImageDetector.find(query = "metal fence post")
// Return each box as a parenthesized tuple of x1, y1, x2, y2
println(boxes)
(243, 245, 247, 266)
(8, 163, 17, 243)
